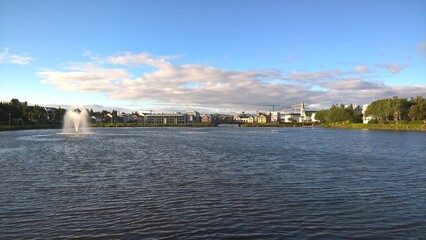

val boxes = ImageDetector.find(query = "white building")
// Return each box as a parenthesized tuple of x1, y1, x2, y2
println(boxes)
(305, 111, 318, 122)
(144, 112, 188, 124)
(362, 104, 373, 124)
(270, 112, 281, 123)
(281, 112, 301, 123)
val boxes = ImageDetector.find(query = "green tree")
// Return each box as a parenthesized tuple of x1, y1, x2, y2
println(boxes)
(112, 110, 118, 123)
(27, 106, 48, 124)
(52, 107, 66, 122)
(101, 110, 109, 116)
(365, 96, 410, 123)
(315, 104, 362, 123)
(408, 96, 426, 120)
(314, 110, 328, 123)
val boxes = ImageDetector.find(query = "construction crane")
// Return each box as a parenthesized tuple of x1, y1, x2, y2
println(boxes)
(282, 108, 293, 113)
(291, 101, 309, 120)
(291, 101, 309, 112)
(260, 104, 281, 112)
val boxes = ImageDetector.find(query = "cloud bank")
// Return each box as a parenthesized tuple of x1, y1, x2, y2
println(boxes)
(39, 51, 426, 112)
(0, 48, 33, 65)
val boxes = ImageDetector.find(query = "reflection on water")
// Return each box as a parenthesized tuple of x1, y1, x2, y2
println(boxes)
(0, 127, 425, 239)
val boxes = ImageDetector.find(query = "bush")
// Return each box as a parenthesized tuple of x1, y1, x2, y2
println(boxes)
(368, 119, 379, 124)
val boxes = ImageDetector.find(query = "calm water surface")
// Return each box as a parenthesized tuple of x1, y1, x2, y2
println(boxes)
(0, 127, 425, 239)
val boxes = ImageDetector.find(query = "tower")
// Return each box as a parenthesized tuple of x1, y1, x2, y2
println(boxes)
(300, 101, 306, 122)
(292, 101, 308, 123)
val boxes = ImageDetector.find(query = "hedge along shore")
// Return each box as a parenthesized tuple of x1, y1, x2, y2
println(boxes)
(323, 123, 426, 131)
(90, 122, 216, 127)
(0, 124, 62, 131)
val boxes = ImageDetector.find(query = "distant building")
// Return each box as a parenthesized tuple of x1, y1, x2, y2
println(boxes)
(144, 112, 188, 124)
(257, 114, 268, 123)
(120, 113, 133, 123)
(270, 111, 281, 123)
(90, 116, 102, 123)
(234, 112, 255, 123)
(103, 113, 113, 123)
(290, 101, 309, 123)
(362, 104, 373, 124)
(186, 111, 200, 123)
(305, 111, 318, 122)
(281, 112, 300, 123)
(192, 114, 226, 124)
(221, 114, 234, 121)
(201, 114, 210, 123)
(354, 105, 363, 115)
(132, 114, 144, 123)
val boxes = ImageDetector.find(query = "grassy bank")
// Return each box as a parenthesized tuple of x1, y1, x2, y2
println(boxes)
(0, 124, 62, 131)
(239, 123, 317, 127)
(323, 122, 426, 131)
(92, 122, 317, 128)
(90, 122, 215, 128)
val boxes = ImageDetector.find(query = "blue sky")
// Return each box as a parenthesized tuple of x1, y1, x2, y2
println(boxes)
(1, 0, 425, 113)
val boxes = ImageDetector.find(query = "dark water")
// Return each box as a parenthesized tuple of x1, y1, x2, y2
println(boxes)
(0, 127, 425, 239)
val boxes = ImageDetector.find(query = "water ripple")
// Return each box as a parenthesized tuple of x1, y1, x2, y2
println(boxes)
(0, 128, 425, 239)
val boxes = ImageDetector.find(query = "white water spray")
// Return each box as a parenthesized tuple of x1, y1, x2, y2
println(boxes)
(63, 109, 90, 133)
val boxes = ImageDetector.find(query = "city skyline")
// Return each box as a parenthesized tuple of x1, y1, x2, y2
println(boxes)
(1, 0, 425, 113)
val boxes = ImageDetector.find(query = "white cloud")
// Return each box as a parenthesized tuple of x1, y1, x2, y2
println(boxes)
(39, 51, 426, 112)
(320, 78, 384, 90)
(0, 48, 33, 64)
(39, 63, 132, 92)
(378, 63, 406, 74)
(287, 70, 343, 81)
(82, 50, 104, 63)
(0, 50, 6, 62)
(353, 65, 371, 74)
(9, 55, 33, 64)
(107, 52, 176, 68)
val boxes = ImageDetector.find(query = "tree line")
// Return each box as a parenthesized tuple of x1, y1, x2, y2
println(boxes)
(316, 96, 426, 124)
(0, 98, 135, 125)
(315, 104, 363, 123)
(0, 99, 66, 125)
(365, 96, 425, 123)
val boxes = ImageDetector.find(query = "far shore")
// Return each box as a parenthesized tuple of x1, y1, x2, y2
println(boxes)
(1, 122, 426, 132)
(323, 122, 426, 132)
(0, 124, 62, 131)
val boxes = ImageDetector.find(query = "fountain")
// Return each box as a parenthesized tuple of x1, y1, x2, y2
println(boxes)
(63, 109, 90, 133)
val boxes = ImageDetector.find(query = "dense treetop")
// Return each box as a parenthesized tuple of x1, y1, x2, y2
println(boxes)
(316, 96, 426, 124)
(365, 96, 426, 123)
(315, 104, 362, 124)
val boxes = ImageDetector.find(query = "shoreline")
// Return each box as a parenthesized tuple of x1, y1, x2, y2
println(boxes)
(1, 122, 425, 132)
(0, 124, 62, 132)
(323, 123, 426, 132)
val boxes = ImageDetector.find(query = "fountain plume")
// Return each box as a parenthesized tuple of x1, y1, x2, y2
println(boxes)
(63, 109, 90, 133)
